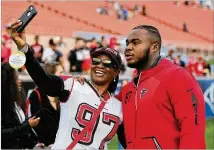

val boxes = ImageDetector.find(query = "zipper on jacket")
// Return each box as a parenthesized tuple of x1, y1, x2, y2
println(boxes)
(142, 136, 162, 150)
(133, 72, 141, 148)
(133, 72, 142, 109)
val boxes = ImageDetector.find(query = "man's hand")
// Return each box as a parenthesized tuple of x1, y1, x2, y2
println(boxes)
(9, 20, 26, 49)
(74, 75, 86, 85)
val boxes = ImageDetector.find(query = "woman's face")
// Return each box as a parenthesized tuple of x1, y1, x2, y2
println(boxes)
(55, 65, 64, 76)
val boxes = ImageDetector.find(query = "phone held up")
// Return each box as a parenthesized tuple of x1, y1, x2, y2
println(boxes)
(16, 5, 37, 33)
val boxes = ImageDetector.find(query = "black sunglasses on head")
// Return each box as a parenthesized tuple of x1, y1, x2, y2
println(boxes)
(92, 58, 116, 68)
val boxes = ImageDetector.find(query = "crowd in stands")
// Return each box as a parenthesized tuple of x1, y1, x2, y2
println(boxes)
(165, 49, 212, 77)
(67, 36, 126, 74)
(96, 1, 146, 21)
(175, 0, 214, 10)
(1, 27, 213, 78)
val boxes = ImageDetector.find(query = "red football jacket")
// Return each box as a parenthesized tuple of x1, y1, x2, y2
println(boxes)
(117, 58, 206, 149)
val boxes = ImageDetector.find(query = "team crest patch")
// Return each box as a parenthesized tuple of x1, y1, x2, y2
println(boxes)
(140, 88, 148, 99)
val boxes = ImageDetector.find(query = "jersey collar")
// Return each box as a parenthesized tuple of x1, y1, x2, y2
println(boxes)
(85, 80, 111, 102)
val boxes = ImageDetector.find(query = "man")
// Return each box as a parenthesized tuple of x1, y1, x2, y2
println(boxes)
(42, 39, 64, 67)
(30, 35, 44, 63)
(72, 25, 206, 149)
(10, 20, 125, 149)
(116, 25, 206, 149)
(68, 38, 85, 73)
(175, 55, 186, 68)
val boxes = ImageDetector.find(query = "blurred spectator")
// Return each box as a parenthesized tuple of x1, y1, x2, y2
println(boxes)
(175, 55, 186, 67)
(82, 39, 92, 74)
(42, 39, 63, 67)
(141, 5, 147, 16)
(183, 22, 189, 32)
(27, 62, 62, 147)
(109, 37, 117, 49)
(114, 1, 121, 11)
(187, 55, 197, 75)
(133, 4, 139, 14)
(96, 7, 108, 15)
(2, 25, 12, 49)
(99, 36, 108, 48)
(203, 59, 211, 76)
(195, 56, 204, 76)
(1, 25, 12, 62)
(54, 36, 67, 49)
(30, 35, 44, 63)
(166, 49, 176, 63)
(121, 5, 128, 20)
(90, 37, 98, 50)
(184, 0, 190, 6)
(115, 43, 126, 73)
(1, 39, 11, 63)
(1, 63, 40, 149)
(68, 38, 85, 72)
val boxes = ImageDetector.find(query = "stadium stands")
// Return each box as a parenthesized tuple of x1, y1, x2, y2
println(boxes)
(2, 1, 213, 50)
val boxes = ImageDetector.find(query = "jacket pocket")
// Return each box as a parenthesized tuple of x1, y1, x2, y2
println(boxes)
(141, 136, 162, 150)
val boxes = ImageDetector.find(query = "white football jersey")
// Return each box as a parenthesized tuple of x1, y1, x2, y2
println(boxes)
(52, 77, 123, 149)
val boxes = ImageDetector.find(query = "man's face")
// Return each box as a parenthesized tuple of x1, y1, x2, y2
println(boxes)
(125, 29, 151, 68)
(91, 54, 119, 85)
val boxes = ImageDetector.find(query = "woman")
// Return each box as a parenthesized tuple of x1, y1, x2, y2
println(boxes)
(27, 62, 63, 147)
(1, 62, 40, 149)
(10, 20, 126, 149)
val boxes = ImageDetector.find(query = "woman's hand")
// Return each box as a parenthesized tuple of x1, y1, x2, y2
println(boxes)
(8, 20, 26, 49)
(28, 116, 40, 128)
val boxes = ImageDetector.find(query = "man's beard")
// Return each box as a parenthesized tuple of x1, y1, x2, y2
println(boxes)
(127, 48, 150, 69)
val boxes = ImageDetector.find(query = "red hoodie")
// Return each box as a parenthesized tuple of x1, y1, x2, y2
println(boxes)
(116, 58, 206, 149)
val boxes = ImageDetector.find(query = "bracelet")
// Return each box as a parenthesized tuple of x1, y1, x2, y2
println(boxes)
(18, 44, 29, 53)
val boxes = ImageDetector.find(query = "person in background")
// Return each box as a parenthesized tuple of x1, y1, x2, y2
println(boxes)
(42, 39, 64, 68)
(166, 49, 176, 63)
(183, 22, 189, 32)
(30, 35, 44, 63)
(99, 36, 108, 48)
(1, 39, 11, 63)
(90, 37, 98, 50)
(1, 63, 40, 149)
(109, 37, 117, 49)
(203, 59, 211, 76)
(82, 39, 92, 75)
(54, 36, 67, 49)
(68, 38, 85, 73)
(27, 62, 63, 147)
(141, 5, 147, 16)
(175, 55, 186, 68)
(195, 56, 204, 77)
(1, 25, 12, 63)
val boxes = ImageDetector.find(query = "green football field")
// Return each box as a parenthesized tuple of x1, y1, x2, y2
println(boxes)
(108, 119, 214, 149)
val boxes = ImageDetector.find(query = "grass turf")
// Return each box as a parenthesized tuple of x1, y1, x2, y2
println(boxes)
(108, 119, 214, 149)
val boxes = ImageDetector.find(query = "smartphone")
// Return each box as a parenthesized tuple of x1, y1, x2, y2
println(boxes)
(17, 5, 37, 33)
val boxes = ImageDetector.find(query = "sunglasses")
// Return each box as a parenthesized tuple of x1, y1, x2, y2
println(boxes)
(92, 58, 116, 68)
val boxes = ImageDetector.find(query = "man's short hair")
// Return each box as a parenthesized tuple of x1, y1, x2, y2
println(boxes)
(132, 25, 162, 49)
